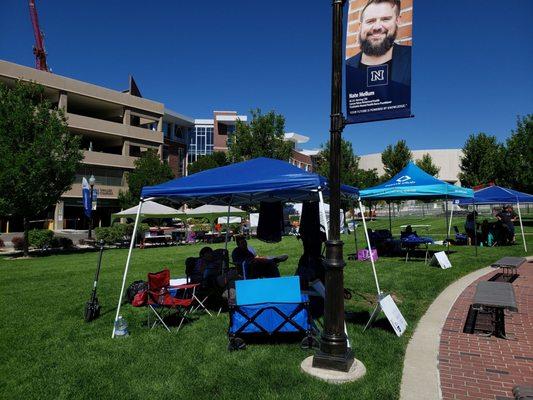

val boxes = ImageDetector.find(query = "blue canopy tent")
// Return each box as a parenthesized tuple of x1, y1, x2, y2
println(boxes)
(359, 162, 473, 201)
(112, 157, 361, 337)
(359, 162, 474, 246)
(453, 185, 533, 252)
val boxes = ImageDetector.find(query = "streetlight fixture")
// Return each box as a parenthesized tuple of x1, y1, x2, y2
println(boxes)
(88, 175, 96, 239)
(311, 0, 354, 373)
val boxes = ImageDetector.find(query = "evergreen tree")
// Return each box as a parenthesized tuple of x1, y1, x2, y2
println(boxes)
(381, 140, 412, 178)
(416, 153, 440, 177)
(503, 115, 532, 193)
(459, 133, 504, 187)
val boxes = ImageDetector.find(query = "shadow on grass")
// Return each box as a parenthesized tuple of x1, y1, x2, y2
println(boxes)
(345, 311, 396, 334)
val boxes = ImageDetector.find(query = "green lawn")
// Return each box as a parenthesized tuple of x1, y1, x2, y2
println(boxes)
(1, 216, 531, 400)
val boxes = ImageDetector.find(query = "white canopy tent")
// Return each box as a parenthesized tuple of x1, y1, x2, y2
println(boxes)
(111, 201, 185, 220)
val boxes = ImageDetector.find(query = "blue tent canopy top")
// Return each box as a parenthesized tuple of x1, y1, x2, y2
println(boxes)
(359, 162, 473, 200)
(456, 185, 533, 205)
(141, 157, 359, 205)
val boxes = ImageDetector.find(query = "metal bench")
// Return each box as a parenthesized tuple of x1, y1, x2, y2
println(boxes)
(491, 256, 527, 280)
(471, 281, 517, 339)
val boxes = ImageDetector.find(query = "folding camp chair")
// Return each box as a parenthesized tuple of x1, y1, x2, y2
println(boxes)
(146, 269, 195, 332)
(227, 276, 316, 351)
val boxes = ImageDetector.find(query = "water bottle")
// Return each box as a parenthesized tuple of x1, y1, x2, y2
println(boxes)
(114, 315, 129, 337)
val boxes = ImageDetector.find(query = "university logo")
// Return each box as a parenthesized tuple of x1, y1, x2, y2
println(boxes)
(396, 175, 411, 183)
(367, 64, 388, 87)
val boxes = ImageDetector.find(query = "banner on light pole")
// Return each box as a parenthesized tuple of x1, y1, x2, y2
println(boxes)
(82, 177, 92, 218)
(345, 0, 413, 124)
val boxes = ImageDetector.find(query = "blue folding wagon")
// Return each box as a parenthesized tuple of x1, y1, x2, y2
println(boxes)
(227, 276, 317, 351)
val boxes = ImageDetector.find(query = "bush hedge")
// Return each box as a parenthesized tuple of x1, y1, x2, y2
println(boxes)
(28, 229, 54, 249)
(95, 223, 149, 245)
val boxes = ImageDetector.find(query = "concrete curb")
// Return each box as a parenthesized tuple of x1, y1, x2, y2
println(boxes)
(399, 265, 494, 400)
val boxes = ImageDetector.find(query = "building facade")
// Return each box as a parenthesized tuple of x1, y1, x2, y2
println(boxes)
(358, 149, 464, 184)
(188, 111, 247, 164)
(0, 60, 184, 231)
(285, 132, 320, 172)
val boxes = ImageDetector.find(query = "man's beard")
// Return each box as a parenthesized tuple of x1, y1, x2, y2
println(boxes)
(359, 30, 397, 57)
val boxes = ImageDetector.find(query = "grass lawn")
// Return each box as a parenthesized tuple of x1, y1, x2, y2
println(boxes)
(1, 215, 531, 400)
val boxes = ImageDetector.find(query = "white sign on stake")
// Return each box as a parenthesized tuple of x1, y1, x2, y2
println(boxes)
(430, 251, 452, 269)
(379, 295, 407, 337)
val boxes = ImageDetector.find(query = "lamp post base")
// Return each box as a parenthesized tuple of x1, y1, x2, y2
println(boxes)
(303, 355, 365, 383)
(312, 347, 354, 372)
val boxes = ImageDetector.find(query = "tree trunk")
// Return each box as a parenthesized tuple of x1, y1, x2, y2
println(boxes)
(23, 217, 30, 257)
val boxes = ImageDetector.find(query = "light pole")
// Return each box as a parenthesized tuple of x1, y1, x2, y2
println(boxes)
(311, 0, 354, 372)
(88, 175, 96, 239)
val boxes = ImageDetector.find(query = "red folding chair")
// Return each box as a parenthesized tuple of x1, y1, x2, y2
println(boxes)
(146, 269, 195, 332)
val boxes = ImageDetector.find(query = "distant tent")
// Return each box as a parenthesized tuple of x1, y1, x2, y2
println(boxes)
(359, 162, 473, 239)
(185, 204, 247, 223)
(360, 162, 473, 200)
(455, 185, 533, 252)
(111, 201, 184, 221)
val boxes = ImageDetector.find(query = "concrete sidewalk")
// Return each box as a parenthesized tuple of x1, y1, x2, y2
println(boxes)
(400, 266, 495, 400)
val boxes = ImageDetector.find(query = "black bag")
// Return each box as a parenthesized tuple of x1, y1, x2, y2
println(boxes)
(126, 280, 148, 304)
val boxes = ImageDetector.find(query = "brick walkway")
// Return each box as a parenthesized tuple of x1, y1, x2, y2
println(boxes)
(439, 261, 533, 400)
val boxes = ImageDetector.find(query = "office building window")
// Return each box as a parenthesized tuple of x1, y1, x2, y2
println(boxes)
(187, 125, 214, 164)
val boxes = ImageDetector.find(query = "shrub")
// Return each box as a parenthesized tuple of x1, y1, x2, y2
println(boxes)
(50, 236, 73, 249)
(59, 237, 74, 249)
(11, 236, 25, 250)
(28, 229, 54, 249)
(78, 238, 86, 246)
(50, 237, 61, 248)
(0, 238, 4, 248)
(95, 223, 149, 245)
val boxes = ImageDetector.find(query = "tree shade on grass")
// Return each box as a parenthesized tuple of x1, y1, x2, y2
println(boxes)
(0, 217, 531, 400)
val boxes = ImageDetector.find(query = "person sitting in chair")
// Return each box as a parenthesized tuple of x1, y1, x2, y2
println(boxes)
(497, 205, 517, 245)
(190, 246, 218, 285)
(464, 210, 478, 245)
(231, 236, 286, 279)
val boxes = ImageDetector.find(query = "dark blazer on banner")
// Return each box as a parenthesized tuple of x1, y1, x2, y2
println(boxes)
(345, 44, 411, 86)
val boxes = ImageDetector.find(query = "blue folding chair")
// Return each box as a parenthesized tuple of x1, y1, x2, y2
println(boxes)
(227, 276, 317, 351)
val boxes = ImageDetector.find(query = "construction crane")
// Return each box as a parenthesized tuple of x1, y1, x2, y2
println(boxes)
(28, 0, 49, 71)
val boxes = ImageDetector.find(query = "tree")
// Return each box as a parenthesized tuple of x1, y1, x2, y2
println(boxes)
(228, 109, 293, 162)
(118, 150, 174, 208)
(459, 133, 504, 187)
(0, 81, 83, 256)
(416, 153, 440, 177)
(315, 138, 359, 186)
(188, 152, 228, 175)
(381, 140, 412, 178)
(503, 115, 532, 193)
(355, 168, 380, 189)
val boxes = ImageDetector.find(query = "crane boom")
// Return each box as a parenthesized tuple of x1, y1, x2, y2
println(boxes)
(28, 0, 49, 71)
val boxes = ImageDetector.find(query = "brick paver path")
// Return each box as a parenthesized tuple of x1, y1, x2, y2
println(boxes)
(439, 261, 533, 400)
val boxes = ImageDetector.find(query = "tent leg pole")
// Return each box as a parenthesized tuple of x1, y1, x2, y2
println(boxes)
(359, 200, 381, 296)
(474, 203, 478, 256)
(448, 203, 453, 238)
(112, 199, 144, 338)
(444, 197, 449, 253)
(517, 201, 527, 252)
(388, 202, 392, 234)
(319, 190, 329, 240)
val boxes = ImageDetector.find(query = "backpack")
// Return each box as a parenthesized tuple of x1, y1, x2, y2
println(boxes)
(126, 280, 148, 304)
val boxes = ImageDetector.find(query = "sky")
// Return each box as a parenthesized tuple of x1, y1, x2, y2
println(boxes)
(1, 0, 532, 154)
